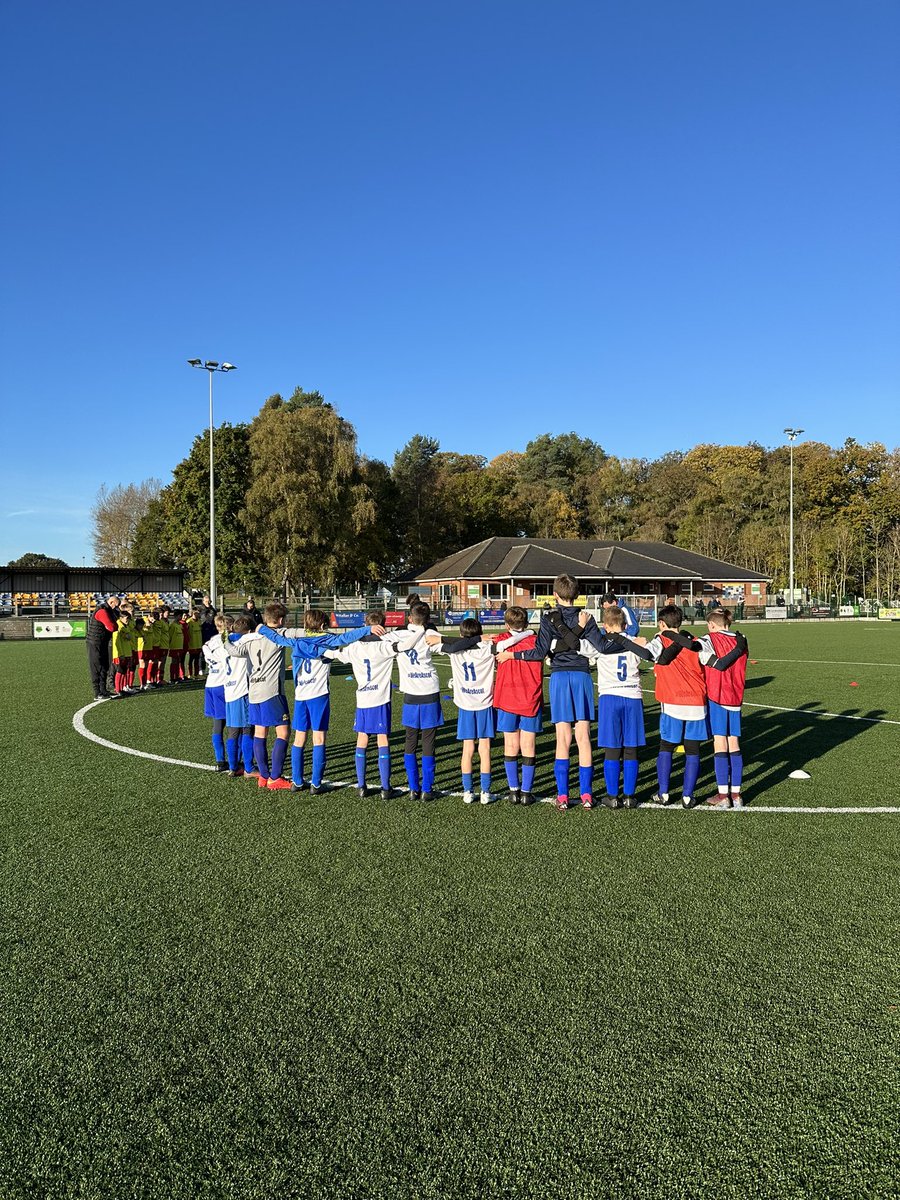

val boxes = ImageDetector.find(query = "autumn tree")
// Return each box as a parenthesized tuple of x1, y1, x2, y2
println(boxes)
(244, 388, 373, 597)
(91, 478, 161, 567)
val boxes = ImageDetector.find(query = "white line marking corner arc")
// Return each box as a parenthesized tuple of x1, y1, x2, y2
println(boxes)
(73, 700, 217, 771)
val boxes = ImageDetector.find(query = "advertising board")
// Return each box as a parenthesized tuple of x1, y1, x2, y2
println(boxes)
(33, 620, 86, 639)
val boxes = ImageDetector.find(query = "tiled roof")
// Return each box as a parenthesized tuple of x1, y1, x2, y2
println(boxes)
(417, 537, 769, 582)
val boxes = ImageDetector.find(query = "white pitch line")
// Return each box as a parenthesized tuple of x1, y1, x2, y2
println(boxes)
(749, 658, 900, 668)
(72, 702, 898, 814)
(740, 701, 900, 725)
(73, 699, 217, 771)
(638, 687, 900, 726)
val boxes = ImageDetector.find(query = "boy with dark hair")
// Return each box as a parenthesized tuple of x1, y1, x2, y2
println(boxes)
(431, 617, 497, 804)
(645, 604, 747, 809)
(429, 618, 528, 804)
(323, 610, 405, 800)
(599, 592, 640, 638)
(254, 608, 377, 794)
(491, 606, 542, 805)
(498, 573, 607, 810)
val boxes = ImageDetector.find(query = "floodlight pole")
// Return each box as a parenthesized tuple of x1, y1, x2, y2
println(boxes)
(188, 359, 236, 608)
(784, 428, 804, 616)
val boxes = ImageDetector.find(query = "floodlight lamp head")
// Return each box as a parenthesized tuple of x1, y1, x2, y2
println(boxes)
(205, 361, 219, 370)
(784, 427, 804, 440)
(187, 358, 202, 367)
(220, 362, 236, 371)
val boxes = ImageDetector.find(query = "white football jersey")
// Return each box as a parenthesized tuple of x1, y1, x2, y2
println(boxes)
(222, 638, 251, 701)
(393, 626, 438, 697)
(202, 637, 227, 688)
(580, 639, 644, 700)
(434, 641, 496, 711)
(331, 638, 400, 708)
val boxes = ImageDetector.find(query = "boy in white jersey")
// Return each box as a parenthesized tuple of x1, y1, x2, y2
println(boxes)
(396, 601, 443, 801)
(202, 614, 230, 771)
(580, 606, 654, 808)
(223, 601, 293, 791)
(324, 610, 410, 800)
(254, 608, 377, 794)
(429, 617, 504, 805)
(222, 614, 256, 778)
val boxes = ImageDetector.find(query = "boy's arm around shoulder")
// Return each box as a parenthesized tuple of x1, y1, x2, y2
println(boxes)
(432, 634, 480, 655)
(254, 624, 293, 649)
(514, 613, 554, 661)
(703, 630, 749, 671)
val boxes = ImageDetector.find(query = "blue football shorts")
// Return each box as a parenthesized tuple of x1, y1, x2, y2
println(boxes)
(495, 707, 543, 734)
(456, 707, 496, 741)
(708, 700, 741, 737)
(293, 694, 331, 732)
(224, 696, 250, 728)
(204, 685, 226, 720)
(597, 694, 646, 748)
(549, 671, 595, 724)
(249, 695, 290, 728)
(354, 701, 392, 735)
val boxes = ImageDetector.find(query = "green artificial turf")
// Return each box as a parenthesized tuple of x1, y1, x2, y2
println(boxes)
(0, 625, 898, 1198)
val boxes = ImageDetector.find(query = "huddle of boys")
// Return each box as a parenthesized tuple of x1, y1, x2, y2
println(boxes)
(109, 606, 206, 697)
(202, 577, 749, 808)
(498, 574, 749, 810)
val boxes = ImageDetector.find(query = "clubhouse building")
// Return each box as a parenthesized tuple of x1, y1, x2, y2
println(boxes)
(411, 537, 769, 611)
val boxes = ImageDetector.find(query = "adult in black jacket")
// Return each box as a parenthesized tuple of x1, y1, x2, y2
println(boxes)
(242, 597, 262, 629)
(86, 596, 120, 699)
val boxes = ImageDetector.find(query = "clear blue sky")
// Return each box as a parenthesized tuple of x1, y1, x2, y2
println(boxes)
(2, 0, 898, 565)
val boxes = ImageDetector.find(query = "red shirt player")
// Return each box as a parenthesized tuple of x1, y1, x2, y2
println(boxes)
(492, 606, 543, 805)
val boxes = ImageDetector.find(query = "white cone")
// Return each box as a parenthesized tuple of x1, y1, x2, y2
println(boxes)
(789, 769, 811, 780)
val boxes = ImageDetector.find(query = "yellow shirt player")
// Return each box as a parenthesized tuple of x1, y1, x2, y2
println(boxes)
(134, 618, 151, 690)
(111, 615, 135, 696)
(186, 612, 204, 678)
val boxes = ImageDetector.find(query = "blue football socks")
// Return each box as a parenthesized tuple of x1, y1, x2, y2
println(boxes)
(480, 772, 491, 794)
(254, 737, 270, 780)
(521, 757, 536, 793)
(730, 752, 743, 791)
(271, 737, 287, 781)
(603, 759, 621, 797)
(212, 731, 225, 764)
(422, 755, 436, 793)
(504, 757, 519, 789)
(292, 746, 304, 787)
(656, 750, 673, 796)
(404, 753, 420, 793)
(622, 758, 639, 797)
(714, 752, 730, 790)
(311, 744, 326, 788)
(554, 758, 569, 798)
(355, 748, 367, 789)
(683, 754, 701, 799)
(578, 764, 594, 797)
(241, 733, 255, 772)
(225, 736, 238, 772)
(378, 749, 391, 789)
(462, 771, 474, 794)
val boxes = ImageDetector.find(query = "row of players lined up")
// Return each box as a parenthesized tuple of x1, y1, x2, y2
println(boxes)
(198, 573, 749, 810)
(99, 606, 211, 696)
